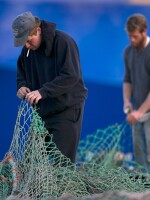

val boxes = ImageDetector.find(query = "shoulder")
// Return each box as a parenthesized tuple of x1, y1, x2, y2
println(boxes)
(124, 45, 133, 55)
(144, 43, 150, 64)
(55, 30, 77, 47)
(123, 45, 134, 60)
(56, 30, 74, 40)
(145, 42, 150, 53)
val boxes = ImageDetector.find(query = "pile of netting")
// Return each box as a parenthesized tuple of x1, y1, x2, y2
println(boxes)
(0, 100, 150, 200)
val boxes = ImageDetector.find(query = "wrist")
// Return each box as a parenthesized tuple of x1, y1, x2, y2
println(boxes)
(137, 109, 145, 116)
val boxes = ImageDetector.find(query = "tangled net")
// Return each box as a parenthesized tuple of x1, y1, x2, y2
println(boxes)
(0, 100, 150, 200)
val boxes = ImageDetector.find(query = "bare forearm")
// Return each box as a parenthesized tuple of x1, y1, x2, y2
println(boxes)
(126, 92, 150, 125)
(123, 82, 132, 103)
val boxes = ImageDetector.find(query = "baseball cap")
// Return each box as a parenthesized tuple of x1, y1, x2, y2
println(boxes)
(12, 12, 36, 47)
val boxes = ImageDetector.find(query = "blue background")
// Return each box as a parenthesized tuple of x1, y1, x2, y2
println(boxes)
(1, 0, 150, 160)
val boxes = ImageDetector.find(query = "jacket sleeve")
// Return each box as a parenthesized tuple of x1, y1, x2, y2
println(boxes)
(17, 54, 28, 91)
(39, 36, 81, 98)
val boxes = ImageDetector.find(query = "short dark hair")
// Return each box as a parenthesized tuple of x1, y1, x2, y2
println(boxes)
(125, 14, 147, 33)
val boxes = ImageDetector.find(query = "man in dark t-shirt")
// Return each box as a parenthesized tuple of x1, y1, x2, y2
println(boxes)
(123, 13, 150, 172)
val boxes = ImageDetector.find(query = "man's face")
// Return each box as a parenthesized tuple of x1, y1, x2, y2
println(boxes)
(25, 27, 42, 50)
(127, 30, 146, 48)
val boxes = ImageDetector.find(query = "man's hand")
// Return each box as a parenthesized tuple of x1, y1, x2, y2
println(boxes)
(123, 102, 133, 114)
(25, 90, 42, 104)
(17, 87, 31, 99)
(126, 110, 144, 125)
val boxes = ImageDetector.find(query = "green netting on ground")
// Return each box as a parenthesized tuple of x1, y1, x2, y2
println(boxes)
(0, 100, 150, 200)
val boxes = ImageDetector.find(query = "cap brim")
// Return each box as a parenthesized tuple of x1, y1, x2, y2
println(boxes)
(14, 32, 29, 47)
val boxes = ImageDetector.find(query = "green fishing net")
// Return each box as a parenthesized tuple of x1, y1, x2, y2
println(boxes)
(0, 100, 150, 200)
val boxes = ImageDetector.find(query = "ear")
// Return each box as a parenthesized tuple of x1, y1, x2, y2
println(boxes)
(37, 27, 41, 34)
(142, 29, 147, 37)
(142, 28, 147, 34)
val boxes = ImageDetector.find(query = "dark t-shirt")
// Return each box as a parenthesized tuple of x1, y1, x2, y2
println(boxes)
(123, 42, 150, 109)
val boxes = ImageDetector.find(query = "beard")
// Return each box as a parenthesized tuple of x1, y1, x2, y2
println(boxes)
(131, 35, 146, 49)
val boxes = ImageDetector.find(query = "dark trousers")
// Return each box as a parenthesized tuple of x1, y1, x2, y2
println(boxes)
(43, 102, 85, 163)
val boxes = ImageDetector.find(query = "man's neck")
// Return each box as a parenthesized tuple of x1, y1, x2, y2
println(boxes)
(144, 36, 150, 47)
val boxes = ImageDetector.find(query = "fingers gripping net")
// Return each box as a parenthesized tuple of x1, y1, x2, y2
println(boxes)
(1, 101, 150, 200)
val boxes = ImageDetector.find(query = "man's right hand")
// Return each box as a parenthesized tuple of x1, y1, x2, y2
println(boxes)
(123, 102, 133, 115)
(17, 87, 31, 99)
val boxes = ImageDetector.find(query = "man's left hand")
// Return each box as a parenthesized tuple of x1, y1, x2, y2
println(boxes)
(25, 90, 42, 104)
(126, 110, 144, 125)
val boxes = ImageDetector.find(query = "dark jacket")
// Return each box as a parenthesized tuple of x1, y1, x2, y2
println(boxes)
(17, 20, 88, 118)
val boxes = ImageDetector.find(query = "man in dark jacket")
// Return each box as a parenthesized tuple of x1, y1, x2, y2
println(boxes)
(12, 11, 88, 163)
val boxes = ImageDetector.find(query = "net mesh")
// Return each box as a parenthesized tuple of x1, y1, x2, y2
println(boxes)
(0, 100, 150, 200)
